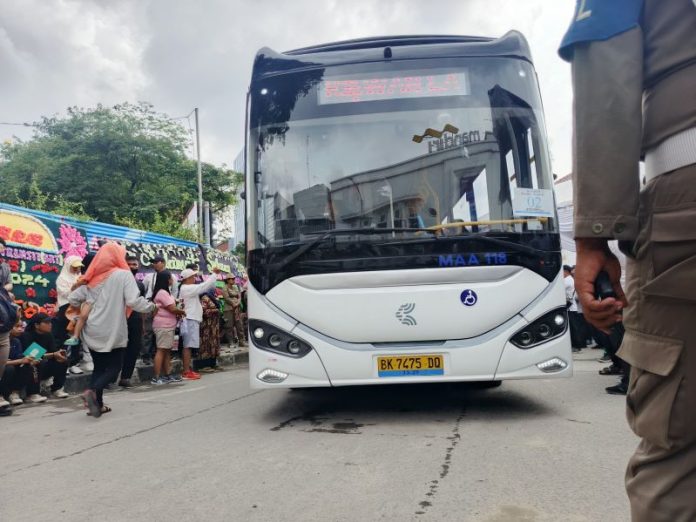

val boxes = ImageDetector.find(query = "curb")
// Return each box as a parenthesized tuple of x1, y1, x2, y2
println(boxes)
(63, 348, 249, 394)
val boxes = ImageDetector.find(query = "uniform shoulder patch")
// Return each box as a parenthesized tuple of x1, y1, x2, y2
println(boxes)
(559, 0, 644, 61)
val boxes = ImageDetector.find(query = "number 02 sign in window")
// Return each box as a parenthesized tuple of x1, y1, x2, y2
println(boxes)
(512, 187, 555, 218)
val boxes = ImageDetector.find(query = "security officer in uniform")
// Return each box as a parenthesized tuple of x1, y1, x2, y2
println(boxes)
(559, 1, 696, 520)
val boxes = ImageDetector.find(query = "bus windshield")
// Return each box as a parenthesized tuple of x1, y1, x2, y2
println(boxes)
(248, 57, 557, 251)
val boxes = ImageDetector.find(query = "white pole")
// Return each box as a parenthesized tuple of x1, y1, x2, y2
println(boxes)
(389, 192, 395, 237)
(195, 108, 203, 243)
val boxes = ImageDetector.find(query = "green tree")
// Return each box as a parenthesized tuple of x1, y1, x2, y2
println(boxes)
(0, 103, 241, 240)
(233, 241, 246, 264)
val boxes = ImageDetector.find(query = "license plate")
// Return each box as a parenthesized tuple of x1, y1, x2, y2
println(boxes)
(377, 354, 444, 377)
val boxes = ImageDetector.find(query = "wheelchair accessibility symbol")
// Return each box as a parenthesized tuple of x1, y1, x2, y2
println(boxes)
(460, 290, 478, 307)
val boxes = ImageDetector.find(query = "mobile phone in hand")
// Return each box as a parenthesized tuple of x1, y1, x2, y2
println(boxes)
(594, 271, 616, 300)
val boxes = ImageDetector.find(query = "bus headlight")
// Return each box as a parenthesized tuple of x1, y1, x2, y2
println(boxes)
(248, 320, 313, 358)
(510, 308, 568, 349)
(287, 340, 302, 354)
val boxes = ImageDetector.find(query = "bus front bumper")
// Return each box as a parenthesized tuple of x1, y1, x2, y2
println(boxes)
(249, 327, 572, 388)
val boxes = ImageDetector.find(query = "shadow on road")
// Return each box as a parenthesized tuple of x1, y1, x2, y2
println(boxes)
(264, 383, 557, 433)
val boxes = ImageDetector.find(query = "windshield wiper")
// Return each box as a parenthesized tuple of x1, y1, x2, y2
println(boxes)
(446, 233, 546, 256)
(270, 228, 438, 270)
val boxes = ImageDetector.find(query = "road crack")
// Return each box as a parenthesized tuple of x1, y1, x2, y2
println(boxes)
(415, 407, 465, 516)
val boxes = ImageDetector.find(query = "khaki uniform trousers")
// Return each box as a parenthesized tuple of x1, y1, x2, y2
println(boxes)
(618, 163, 696, 522)
(223, 311, 246, 346)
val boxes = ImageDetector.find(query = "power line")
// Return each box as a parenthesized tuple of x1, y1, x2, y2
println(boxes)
(0, 121, 39, 127)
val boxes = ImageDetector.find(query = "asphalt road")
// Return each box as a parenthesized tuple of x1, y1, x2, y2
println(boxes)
(1, 351, 637, 522)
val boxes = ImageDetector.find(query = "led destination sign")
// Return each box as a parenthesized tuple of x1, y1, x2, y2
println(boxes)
(318, 72, 469, 105)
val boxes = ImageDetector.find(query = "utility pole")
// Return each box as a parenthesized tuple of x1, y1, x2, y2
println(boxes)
(204, 201, 211, 246)
(195, 108, 203, 243)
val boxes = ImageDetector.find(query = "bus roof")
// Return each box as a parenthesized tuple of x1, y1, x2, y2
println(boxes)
(251, 31, 532, 82)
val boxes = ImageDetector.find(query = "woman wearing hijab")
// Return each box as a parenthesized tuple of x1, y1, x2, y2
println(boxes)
(196, 289, 221, 370)
(69, 242, 156, 418)
(53, 255, 84, 374)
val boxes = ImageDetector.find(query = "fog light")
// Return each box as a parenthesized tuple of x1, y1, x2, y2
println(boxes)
(537, 358, 568, 373)
(253, 328, 265, 339)
(287, 340, 301, 354)
(268, 334, 282, 348)
(553, 314, 565, 327)
(257, 369, 288, 383)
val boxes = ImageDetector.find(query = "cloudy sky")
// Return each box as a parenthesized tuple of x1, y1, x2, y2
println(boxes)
(1, 0, 576, 175)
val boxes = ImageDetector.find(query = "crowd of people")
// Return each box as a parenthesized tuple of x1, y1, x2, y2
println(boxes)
(0, 238, 248, 417)
(564, 264, 627, 395)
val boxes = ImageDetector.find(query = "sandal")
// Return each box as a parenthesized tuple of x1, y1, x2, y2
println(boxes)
(83, 390, 102, 418)
(599, 365, 623, 376)
(86, 405, 112, 416)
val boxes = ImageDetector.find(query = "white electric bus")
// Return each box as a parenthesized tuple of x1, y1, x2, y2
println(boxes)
(245, 33, 572, 388)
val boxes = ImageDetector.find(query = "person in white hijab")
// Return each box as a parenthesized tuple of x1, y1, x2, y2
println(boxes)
(56, 256, 83, 308)
(55, 255, 88, 374)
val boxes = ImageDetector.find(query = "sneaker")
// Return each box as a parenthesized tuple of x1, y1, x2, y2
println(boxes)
(27, 394, 48, 403)
(81, 361, 94, 372)
(150, 377, 166, 386)
(118, 379, 133, 388)
(52, 388, 69, 399)
(165, 374, 183, 382)
(181, 370, 200, 381)
(63, 337, 80, 346)
(8, 393, 23, 405)
(597, 355, 611, 363)
(0, 398, 10, 408)
(0, 405, 13, 416)
(141, 356, 153, 366)
(69, 365, 84, 375)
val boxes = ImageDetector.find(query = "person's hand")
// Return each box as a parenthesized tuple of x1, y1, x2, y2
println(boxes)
(21, 356, 34, 365)
(574, 238, 628, 333)
(54, 350, 67, 363)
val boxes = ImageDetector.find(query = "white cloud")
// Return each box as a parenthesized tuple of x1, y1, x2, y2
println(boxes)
(0, 0, 577, 175)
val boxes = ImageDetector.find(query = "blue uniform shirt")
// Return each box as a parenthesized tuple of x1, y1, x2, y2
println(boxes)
(559, 0, 644, 61)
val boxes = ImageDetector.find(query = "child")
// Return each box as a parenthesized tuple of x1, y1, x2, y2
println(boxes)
(63, 301, 92, 347)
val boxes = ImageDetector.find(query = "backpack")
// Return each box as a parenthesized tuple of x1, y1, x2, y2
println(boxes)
(0, 288, 18, 333)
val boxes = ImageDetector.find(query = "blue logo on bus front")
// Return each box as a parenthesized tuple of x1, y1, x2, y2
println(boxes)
(438, 253, 508, 267)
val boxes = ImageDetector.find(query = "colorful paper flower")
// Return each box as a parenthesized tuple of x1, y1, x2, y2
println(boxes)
(25, 288, 36, 298)
(58, 224, 88, 258)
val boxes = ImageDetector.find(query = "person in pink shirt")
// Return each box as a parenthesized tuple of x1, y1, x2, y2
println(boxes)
(151, 271, 185, 384)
